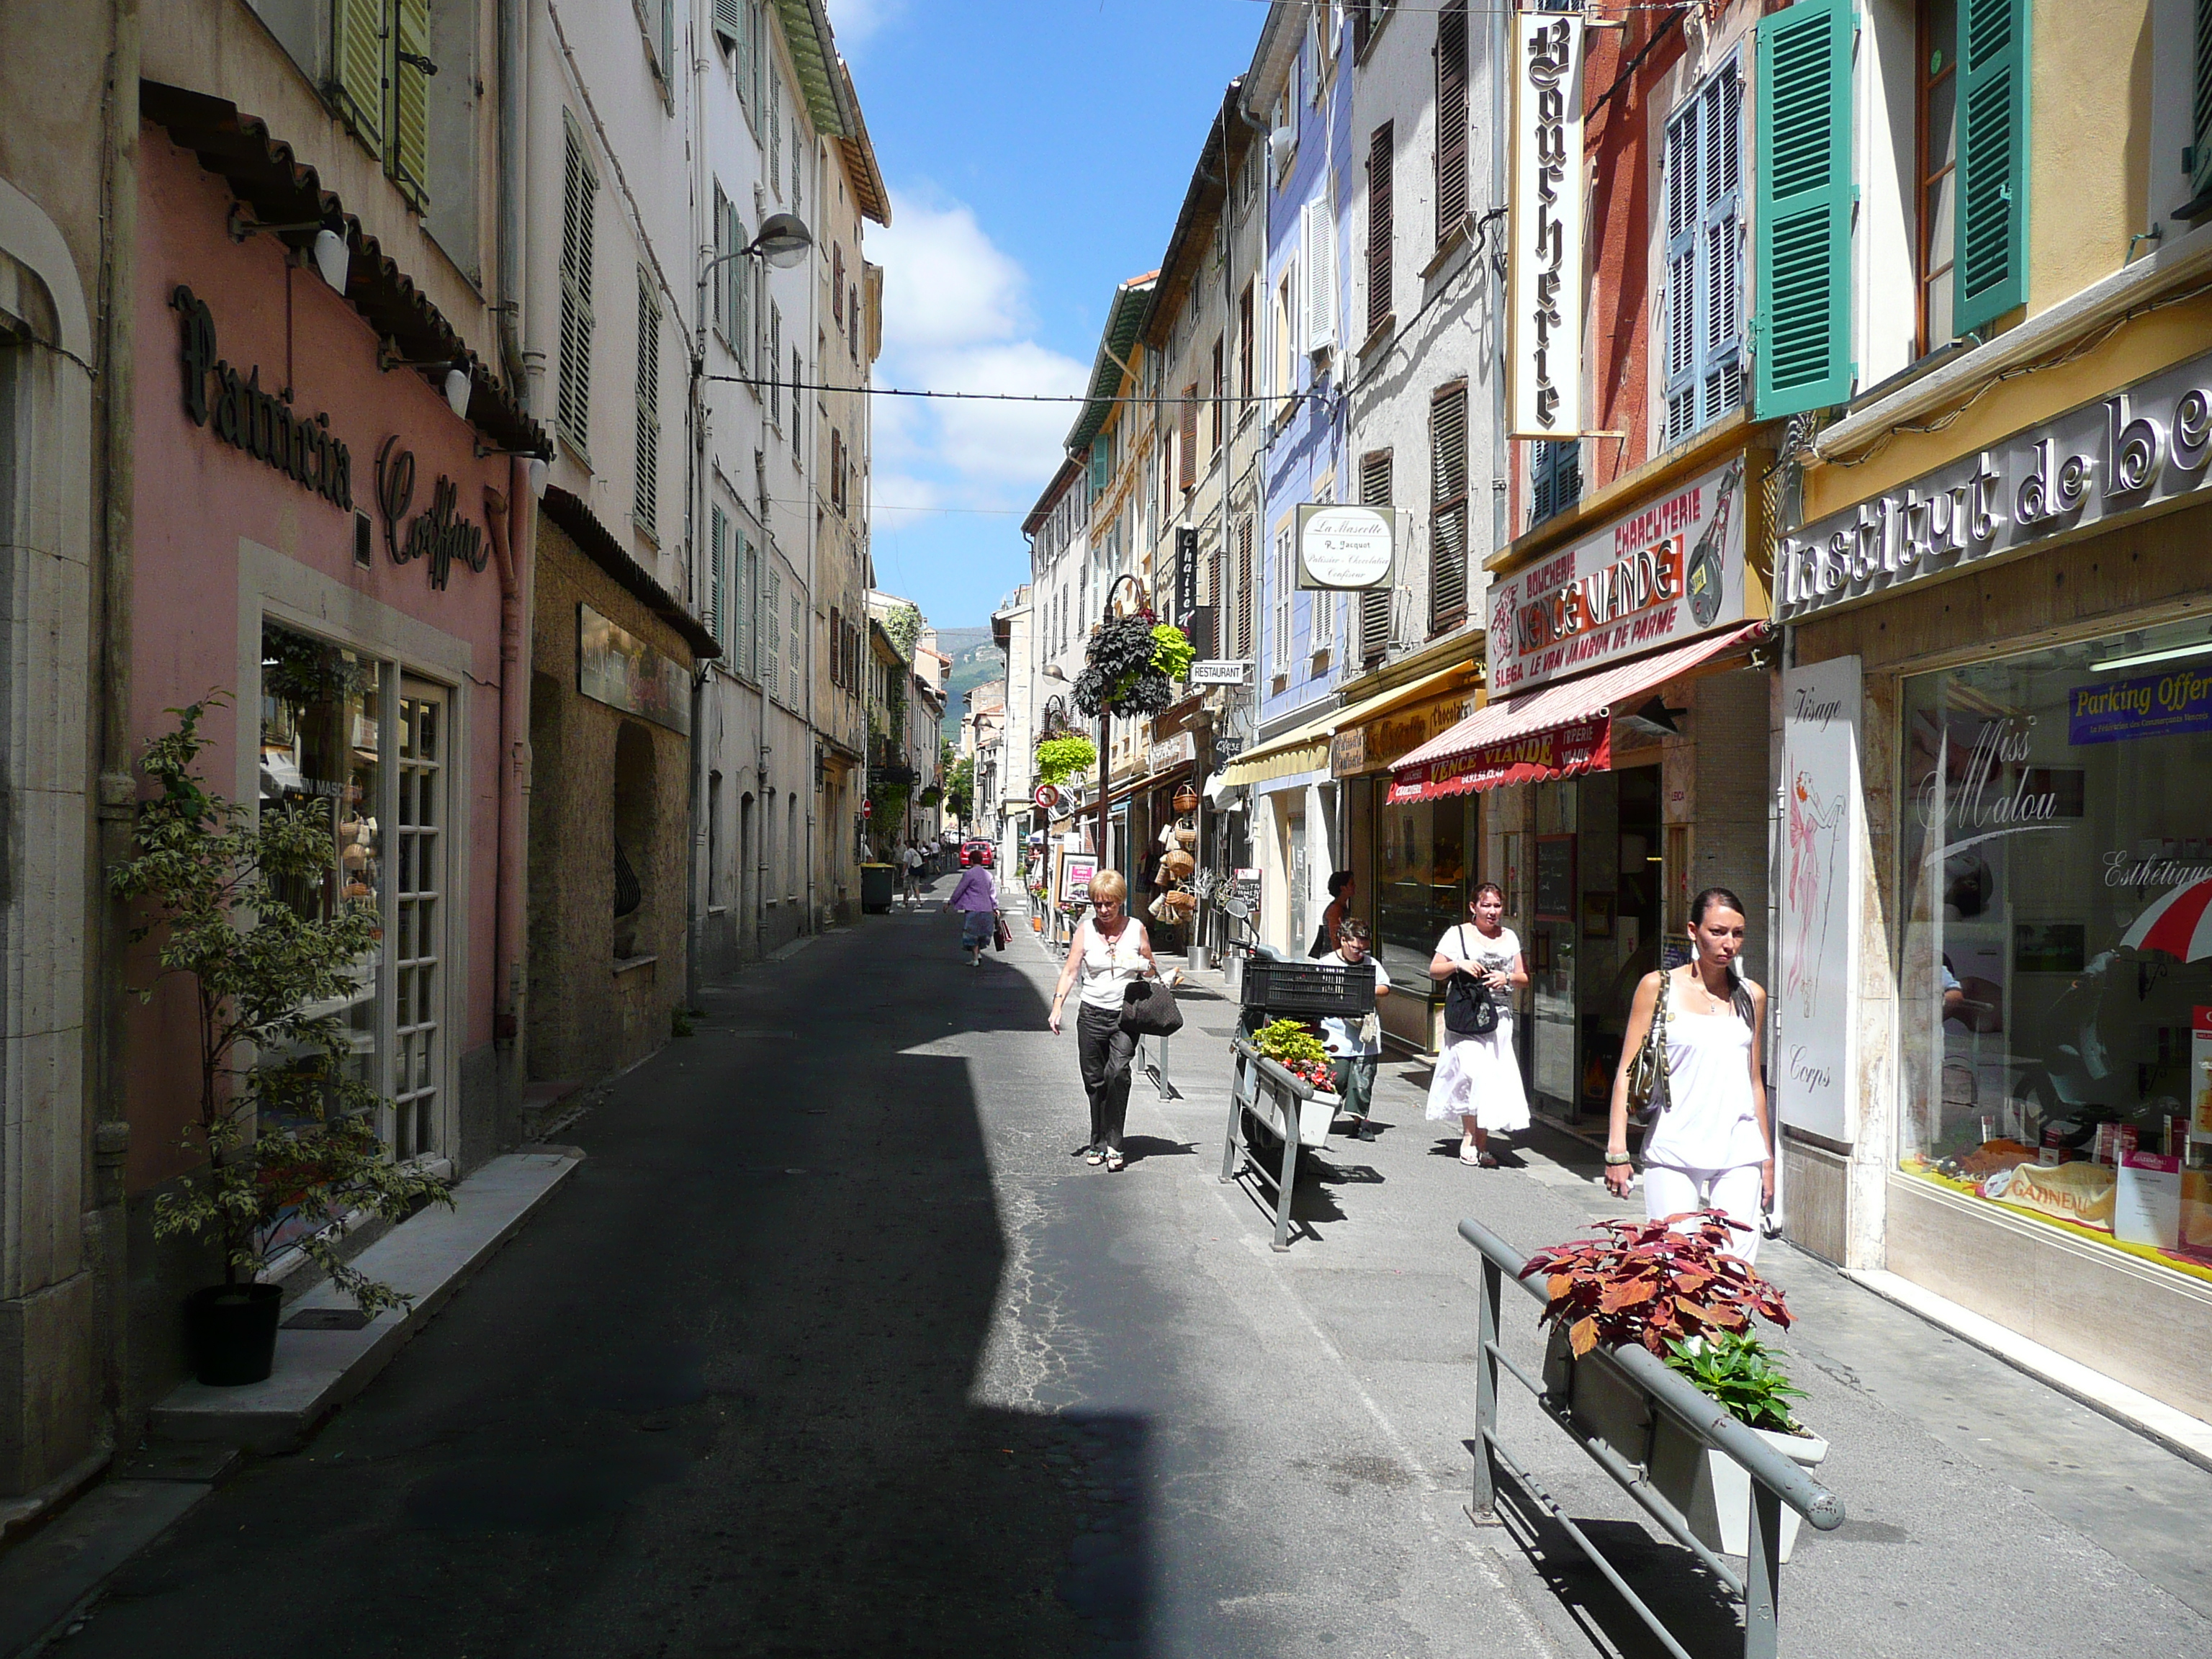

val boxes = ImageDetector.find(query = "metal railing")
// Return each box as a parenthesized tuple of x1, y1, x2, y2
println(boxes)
(1459, 1216, 1845, 1659)
(1220, 1038, 1318, 1251)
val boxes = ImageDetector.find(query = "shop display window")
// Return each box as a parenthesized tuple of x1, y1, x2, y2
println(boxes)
(258, 621, 385, 1149)
(1377, 795, 1474, 991)
(1901, 617, 2212, 1281)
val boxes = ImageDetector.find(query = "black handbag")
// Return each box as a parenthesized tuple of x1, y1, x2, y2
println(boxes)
(1122, 978, 1184, 1038)
(1443, 926, 1500, 1038)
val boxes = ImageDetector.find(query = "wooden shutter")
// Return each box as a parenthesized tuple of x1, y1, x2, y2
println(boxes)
(1530, 438, 1581, 526)
(390, 0, 431, 209)
(713, 186, 734, 343)
(557, 120, 597, 451)
(1436, 0, 1470, 246)
(1179, 390, 1199, 490)
(634, 270, 660, 536)
(832, 246, 844, 320)
(713, 0, 741, 48)
(1429, 385, 1469, 633)
(331, 0, 384, 147)
(2195, 0, 2212, 201)
(1753, 0, 1853, 417)
(1359, 450, 1393, 662)
(1954, 0, 2029, 333)
(711, 507, 729, 647)
(1352, 1, 1372, 59)
(1702, 65, 1745, 425)
(765, 568, 781, 697)
(1303, 199, 1338, 353)
(1662, 100, 1701, 445)
(1238, 283, 1255, 399)
(1235, 518, 1254, 661)
(1210, 338, 1225, 456)
(829, 605, 841, 686)
(1367, 122, 1394, 338)
(791, 590, 804, 706)
(743, 537, 760, 680)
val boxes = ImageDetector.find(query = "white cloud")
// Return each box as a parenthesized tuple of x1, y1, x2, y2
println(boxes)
(866, 189, 1088, 500)
(825, 0, 900, 47)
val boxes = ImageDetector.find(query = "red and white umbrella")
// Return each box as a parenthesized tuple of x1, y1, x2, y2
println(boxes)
(2120, 878, 2212, 961)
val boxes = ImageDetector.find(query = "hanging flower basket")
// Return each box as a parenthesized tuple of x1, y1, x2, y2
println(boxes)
(1073, 615, 1186, 719)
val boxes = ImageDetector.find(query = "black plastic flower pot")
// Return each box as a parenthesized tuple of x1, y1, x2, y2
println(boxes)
(186, 1282, 283, 1386)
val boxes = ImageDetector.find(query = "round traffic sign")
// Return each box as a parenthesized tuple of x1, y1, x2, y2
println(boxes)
(1034, 782, 1061, 809)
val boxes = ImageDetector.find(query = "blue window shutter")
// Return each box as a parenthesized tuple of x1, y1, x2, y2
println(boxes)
(1954, 0, 2029, 333)
(1753, 0, 1854, 418)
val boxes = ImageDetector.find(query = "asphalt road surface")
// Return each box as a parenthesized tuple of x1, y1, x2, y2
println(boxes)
(51, 883, 2212, 1658)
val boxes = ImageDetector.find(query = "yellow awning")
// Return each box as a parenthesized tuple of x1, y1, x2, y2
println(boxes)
(1218, 662, 1478, 789)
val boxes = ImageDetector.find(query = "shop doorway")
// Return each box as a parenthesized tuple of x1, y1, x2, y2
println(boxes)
(392, 681, 448, 1160)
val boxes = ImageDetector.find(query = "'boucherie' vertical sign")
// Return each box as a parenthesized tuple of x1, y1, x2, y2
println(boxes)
(1509, 9, 1583, 439)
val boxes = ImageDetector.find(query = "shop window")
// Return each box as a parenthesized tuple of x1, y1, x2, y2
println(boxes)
(1377, 793, 1473, 992)
(392, 683, 445, 1159)
(613, 721, 657, 958)
(1899, 618, 2212, 1281)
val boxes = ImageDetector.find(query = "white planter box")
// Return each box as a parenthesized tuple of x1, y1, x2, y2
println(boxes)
(1544, 1327, 1827, 1563)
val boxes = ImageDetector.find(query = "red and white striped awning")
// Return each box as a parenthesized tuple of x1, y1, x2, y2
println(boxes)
(1387, 623, 1767, 803)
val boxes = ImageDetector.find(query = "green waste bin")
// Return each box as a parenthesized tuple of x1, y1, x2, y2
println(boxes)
(860, 863, 896, 914)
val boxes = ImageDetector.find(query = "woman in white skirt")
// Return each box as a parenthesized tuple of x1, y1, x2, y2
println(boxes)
(1426, 883, 1531, 1166)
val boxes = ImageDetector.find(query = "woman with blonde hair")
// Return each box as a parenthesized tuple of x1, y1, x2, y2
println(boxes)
(1048, 868, 1157, 1172)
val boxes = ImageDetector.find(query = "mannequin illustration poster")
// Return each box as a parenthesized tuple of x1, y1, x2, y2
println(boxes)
(1779, 656, 1863, 1142)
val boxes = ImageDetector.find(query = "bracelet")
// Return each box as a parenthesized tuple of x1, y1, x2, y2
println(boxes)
(1603, 1151, 1632, 1166)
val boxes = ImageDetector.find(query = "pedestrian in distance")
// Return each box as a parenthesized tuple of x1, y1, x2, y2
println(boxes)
(1046, 868, 1157, 1172)
(901, 839, 925, 906)
(1317, 919, 1390, 1140)
(1426, 883, 1531, 1167)
(947, 858, 997, 967)
(1312, 870, 1357, 957)
(1604, 886, 1774, 1262)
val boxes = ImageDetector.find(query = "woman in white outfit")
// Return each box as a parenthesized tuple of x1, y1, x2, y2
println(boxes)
(1604, 886, 1773, 1262)
(1046, 869, 1156, 1172)
(1426, 884, 1532, 1166)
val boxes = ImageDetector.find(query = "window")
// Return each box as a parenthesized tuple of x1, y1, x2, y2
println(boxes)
(1089, 430, 1113, 500)
(770, 71, 782, 193)
(1367, 122, 1395, 340)
(713, 185, 739, 351)
(1235, 517, 1254, 662)
(1916, 3, 1959, 354)
(849, 284, 861, 361)
(1429, 383, 1470, 631)
(1436, 0, 1470, 246)
(791, 347, 803, 440)
(765, 567, 782, 699)
(709, 771, 725, 909)
(332, 0, 432, 210)
(1209, 337, 1224, 457)
(790, 590, 804, 707)
(1181, 387, 1199, 488)
(1530, 437, 1581, 527)
(828, 604, 842, 686)
(1272, 522, 1294, 673)
(1662, 59, 1745, 447)
(1359, 449, 1393, 662)
(768, 304, 783, 427)
(1238, 282, 1255, 401)
(710, 505, 729, 648)
(634, 269, 660, 538)
(557, 117, 596, 451)
(786, 795, 799, 900)
(1300, 199, 1338, 354)
(741, 532, 760, 680)
(1272, 262, 1298, 407)
(1752, 0, 1853, 415)
(792, 120, 804, 215)
(832, 245, 845, 320)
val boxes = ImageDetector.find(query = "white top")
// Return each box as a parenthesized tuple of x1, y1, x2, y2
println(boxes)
(1317, 950, 1393, 1056)
(902, 847, 923, 870)
(1643, 971, 1768, 1171)
(1077, 920, 1149, 1010)
(1436, 925, 1521, 989)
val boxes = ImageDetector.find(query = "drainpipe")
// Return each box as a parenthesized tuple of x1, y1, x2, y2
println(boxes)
(496, 0, 529, 392)
(1231, 81, 1271, 965)
(482, 477, 533, 1076)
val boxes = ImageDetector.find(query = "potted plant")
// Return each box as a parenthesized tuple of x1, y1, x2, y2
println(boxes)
(1249, 1017, 1339, 1145)
(1520, 1211, 1822, 1558)
(112, 699, 453, 1386)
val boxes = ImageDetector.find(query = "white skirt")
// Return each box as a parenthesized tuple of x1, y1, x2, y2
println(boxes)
(1425, 1017, 1532, 1132)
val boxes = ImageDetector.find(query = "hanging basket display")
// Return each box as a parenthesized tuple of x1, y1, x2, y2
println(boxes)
(1073, 615, 1187, 719)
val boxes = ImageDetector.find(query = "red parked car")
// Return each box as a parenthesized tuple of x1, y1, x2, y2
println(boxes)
(959, 839, 995, 868)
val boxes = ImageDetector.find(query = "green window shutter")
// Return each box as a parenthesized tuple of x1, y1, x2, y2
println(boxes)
(634, 269, 661, 537)
(557, 119, 597, 452)
(2193, 0, 2212, 200)
(711, 508, 728, 647)
(390, 0, 432, 210)
(1753, 0, 1853, 418)
(1954, 0, 2029, 333)
(331, 0, 385, 148)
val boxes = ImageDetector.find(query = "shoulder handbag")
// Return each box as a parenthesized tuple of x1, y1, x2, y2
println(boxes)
(1443, 927, 1500, 1038)
(1627, 971, 1672, 1125)
(993, 909, 1011, 952)
(1122, 977, 1184, 1038)
(1310, 922, 1333, 959)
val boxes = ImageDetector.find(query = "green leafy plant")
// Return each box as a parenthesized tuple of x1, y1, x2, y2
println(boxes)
(1251, 1017, 1336, 1091)
(1033, 734, 1096, 788)
(944, 755, 975, 822)
(1519, 1212, 1793, 1359)
(110, 698, 452, 1316)
(878, 600, 922, 662)
(1150, 623, 1196, 681)
(1663, 1330, 1808, 1435)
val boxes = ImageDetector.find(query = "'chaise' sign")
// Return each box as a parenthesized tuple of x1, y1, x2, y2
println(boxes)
(1508, 12, 1583, 438)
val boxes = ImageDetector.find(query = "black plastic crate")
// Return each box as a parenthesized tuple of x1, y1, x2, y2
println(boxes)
(1239, 956, 1377, 1017)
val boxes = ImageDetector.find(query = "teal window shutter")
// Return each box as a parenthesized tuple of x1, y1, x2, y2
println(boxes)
(1753, 0, 1853, 418)
(1954, 0, 2029, 333)
(2193, 0, 2212, 202)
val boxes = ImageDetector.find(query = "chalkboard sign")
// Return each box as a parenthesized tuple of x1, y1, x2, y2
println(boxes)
(1534, 835, 1576, 922)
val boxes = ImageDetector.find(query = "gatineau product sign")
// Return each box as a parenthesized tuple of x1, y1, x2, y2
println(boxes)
(1779, 347, 2212, 620)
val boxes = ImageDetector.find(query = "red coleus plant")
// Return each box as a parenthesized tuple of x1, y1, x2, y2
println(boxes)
(1518, 1210, 1793, 1359)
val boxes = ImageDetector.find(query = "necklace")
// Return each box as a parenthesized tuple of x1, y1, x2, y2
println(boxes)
(1681, 966, 1727, 1012)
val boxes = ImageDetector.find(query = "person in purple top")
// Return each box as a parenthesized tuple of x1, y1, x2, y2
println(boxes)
(946, 860, 998, 967)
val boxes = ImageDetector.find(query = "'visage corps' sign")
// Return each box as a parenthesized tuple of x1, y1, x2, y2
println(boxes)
(1487, 459, 1745, 695)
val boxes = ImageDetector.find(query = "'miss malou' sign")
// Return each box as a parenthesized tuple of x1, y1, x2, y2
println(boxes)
(1779, 348, 2212, 620)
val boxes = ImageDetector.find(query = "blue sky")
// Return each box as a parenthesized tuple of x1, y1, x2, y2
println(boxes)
(825, 0, 1267, 634)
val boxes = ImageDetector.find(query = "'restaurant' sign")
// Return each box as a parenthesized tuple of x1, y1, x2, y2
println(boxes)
(1508, 12, 1583, 438)
(1387, 714, 1609, 803)
(1779, 346, 2212, 621)
(1487, 459, 1745, 696)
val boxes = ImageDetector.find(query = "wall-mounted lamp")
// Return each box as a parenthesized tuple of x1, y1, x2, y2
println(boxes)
(443, 366, 473, 420)
(229, 204, 351, 293)
(472, 443, 552, 500)
(378, 340, 476, 421)
(1619, 696, 1687, 741)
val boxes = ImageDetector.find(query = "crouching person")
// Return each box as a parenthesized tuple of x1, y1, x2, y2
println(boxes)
(1318, 920, 1391, 1141)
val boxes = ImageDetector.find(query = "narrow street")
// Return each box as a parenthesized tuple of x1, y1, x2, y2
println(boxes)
(54, 886, 2212, 1658)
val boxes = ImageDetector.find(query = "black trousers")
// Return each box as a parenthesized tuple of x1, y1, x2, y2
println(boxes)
(1076, 1002, 1136, 1153)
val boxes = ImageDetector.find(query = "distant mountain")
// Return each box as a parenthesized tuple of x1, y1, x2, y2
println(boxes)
(938, 629, 1007, 749)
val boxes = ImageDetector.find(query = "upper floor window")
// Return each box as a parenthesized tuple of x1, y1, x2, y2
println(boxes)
(1916, 1, 1959, 354)
(1529, 438, 1581, 529)
(1661, 58, 1744, 448)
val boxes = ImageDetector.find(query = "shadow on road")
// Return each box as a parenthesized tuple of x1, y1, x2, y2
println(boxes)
(66, 925, 1154, 1658)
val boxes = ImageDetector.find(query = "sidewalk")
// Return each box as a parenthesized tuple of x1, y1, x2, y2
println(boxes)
(1124, 942, 2212, 1648)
